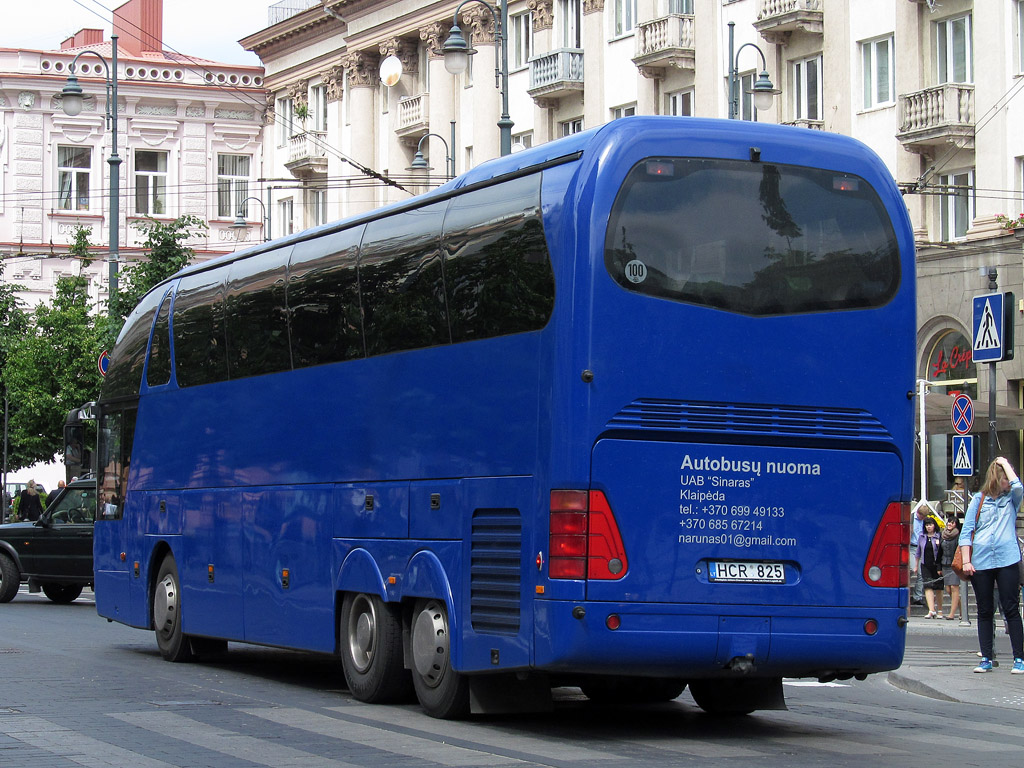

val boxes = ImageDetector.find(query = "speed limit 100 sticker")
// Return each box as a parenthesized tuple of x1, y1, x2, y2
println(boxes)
(625, 259, 647, 284)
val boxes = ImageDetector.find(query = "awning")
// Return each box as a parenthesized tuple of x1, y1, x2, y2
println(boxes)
(921, 392, 1024, 434)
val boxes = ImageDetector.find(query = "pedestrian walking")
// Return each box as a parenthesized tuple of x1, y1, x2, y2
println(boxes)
(917, 516, 944, 618)
(941, 515, 962, 619)
(959, 457, 1024, 674)
(14, 480, 45, 522)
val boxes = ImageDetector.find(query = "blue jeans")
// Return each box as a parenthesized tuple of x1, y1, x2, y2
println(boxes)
(971, 563, 1024, 660)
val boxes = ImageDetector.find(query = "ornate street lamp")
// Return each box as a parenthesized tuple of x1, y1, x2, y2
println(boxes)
(61, 35, 121, 298)
(728, 22, 776, 120)
(407, 124, 456, 179)
(230, 196, 270, 242)
(441, 0, 513, 156)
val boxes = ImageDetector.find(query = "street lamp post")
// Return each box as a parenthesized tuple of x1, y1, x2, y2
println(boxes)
(727, 22, 776, 120)
(441, 0, 513, 156)
(407, 123, 457, 179)
(61, 35, 121, 298)
(230, 196, 270, 242)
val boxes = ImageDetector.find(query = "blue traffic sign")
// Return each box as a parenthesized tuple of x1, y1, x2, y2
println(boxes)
(952, 435, 974, 476)
(951, 393, 974, 435)
(973, 292, 1005, 363)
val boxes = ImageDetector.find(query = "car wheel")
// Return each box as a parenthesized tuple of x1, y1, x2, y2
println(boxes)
(153, 554, 194, 662)
(42, 583, 84, 604)
(340, 592, 412, 704)
(0, 553, 20, 603)
(410, 598, 469, 719)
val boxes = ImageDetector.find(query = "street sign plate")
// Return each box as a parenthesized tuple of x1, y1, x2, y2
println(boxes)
(973, 292, 1005, 363)
(951, 393, 974, 435)
(952, 435, 974, 477)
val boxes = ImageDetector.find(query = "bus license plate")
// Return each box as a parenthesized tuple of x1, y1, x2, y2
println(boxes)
(709, 561, 785, 584)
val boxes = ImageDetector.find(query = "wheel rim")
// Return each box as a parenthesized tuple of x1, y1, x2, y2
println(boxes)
(346, 594, 377, 673)
(411, 600, 449, 688)
(154, 573, 178, 638)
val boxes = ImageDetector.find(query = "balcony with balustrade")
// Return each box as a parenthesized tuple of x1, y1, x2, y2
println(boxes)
(897, 83, 975, 155)
(753, 0, 823, 45)
(528, 49, 584, 103)
(284, 130, 328, 178)
(395, 92, 429, 142)
(632, 13, 695, 73)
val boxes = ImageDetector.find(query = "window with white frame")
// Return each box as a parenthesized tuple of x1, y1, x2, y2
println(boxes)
(666, 89, 693, 116)
(217, 154, 250, 218)
(560, 118, 583, 136)
(310, 188, 328, 227)
(560, 0, 582, 48)
(57, 145, 91, 211)
(512, 132, 533, 151)
(1017, 1, 1024, 73)
(669, 0, 693, 12)
(280, 198, 294, 236)
(936, 14, 972, 84)
(134, 150, 168, 215)
(277, 96, 294, 145)
(861, 35, 894, 109)
(939, 170, 973, 241)
(310, 84, 328, 132)
(511, 11, 532, 70)
(793, 54, 823, 121)
(740, 72, 760, 121)
(614, 0, 637, 36)
(611, 104, 636, 120)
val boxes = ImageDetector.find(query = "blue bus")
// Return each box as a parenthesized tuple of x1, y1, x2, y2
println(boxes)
(94, 116, 913, 718)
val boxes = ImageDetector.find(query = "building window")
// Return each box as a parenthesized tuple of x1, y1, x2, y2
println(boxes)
(560, 118, 583, 136)
(793, 55, 822, 121)
(512, 132, 533, 151)
(310, 188, 327, 227)
(310, 84, 328, 132)
(861, 35, 894, 109)
(277, 96, 294, 145)
(939, 170, 973, 241)
(134, 150, 168, 216)
(279, 198, 294, 237)
(937, 14, 972, 84)
(217, 154, 250, 218)
(614, 0, 637, 36)
(57, 145, 91, 211)
(611, 104, 636, 120)
(1018, 1, 1024, 74)
(666, 89, 693, 116)
(511, 11, 532, 70)
(739, 72, 760, 121)
(560, 0, 581, 48)
(669, 0, 693, 12)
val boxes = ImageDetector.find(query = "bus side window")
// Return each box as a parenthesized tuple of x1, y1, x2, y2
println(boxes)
(225, 248, 292, 378)
(146, 292, 172, 387)
(360, 201, 450, 356)
(104, 289, 163, 398)
(173, 271, 229, 387)
(288, 227, 365, 368)
(97, 407, 136, 520)
(442, 173, 554, 342)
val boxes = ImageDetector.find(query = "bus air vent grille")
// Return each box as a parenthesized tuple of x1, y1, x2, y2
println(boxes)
(470, 508, 522, 636)
(607, 399, 893, 441)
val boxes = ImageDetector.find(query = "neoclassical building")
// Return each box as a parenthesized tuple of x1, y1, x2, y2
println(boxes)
(0, 0, 266, 310)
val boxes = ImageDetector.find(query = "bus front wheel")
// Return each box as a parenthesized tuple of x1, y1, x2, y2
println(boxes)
(410, 599, 469, 719)
(153, 555, 194, 662)
(340, 592, 412, 703)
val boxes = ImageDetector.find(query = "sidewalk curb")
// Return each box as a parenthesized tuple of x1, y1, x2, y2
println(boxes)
(887, 669, 960, 703)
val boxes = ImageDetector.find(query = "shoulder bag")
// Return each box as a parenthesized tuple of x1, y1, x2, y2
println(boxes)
(950, 493, 983, 580)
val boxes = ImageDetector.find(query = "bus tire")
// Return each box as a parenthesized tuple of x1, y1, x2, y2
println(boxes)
(0, 553, 20, 603)
(42, 583, 83, 604)
(581, 676, 687, 704)
(153, 555, 194, 662)
(340, 592, 412, 703)
(688, 679, 758, 716)
(410, 598, 469, 719)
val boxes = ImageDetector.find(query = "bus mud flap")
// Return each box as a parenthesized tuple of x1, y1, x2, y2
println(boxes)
(469, 673, 553, 715)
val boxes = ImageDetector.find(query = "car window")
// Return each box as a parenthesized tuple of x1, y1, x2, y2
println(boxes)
(47, 488, 96, 525)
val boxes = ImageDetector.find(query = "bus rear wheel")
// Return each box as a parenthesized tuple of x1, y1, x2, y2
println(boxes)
(340, 592, 412, 703)
(42, 583, 83, 604)
(689, 677, 784, 716)
(410, 599, 469, 719)
(153, 555, 194, 662)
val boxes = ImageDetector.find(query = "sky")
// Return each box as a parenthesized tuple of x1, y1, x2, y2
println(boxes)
(0, 0, 265, 66)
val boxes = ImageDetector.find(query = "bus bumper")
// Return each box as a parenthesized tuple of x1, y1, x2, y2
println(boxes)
(532, 599, 906, 679)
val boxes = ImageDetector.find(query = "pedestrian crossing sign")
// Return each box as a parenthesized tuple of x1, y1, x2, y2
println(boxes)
(973, 292, 1005, 363)
(952, 435, 973, 477)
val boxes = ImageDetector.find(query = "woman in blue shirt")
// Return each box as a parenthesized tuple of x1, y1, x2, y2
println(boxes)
(959, 457, 1024, 673)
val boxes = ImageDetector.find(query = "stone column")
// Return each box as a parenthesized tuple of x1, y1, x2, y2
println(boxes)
(582, 0, 605, 128)
(422, 21, 458, 178)
(528, 0, 554, 144)
(339, 50, 381, 216)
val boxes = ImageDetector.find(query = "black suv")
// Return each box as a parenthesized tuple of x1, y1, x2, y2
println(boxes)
(0, 477, 96, 603)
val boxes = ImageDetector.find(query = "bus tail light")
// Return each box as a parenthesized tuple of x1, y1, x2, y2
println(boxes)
(549, 490, 629, 580)
(863, 501, 909, 588)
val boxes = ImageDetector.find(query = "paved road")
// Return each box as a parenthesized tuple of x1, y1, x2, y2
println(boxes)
(2, 588, 1023, 768)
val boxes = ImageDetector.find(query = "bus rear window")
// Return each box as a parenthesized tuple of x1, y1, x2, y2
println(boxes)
(604, 158, 900, 315)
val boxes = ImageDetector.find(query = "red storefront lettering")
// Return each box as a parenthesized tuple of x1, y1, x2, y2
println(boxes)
(932, 346, 972, 378)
